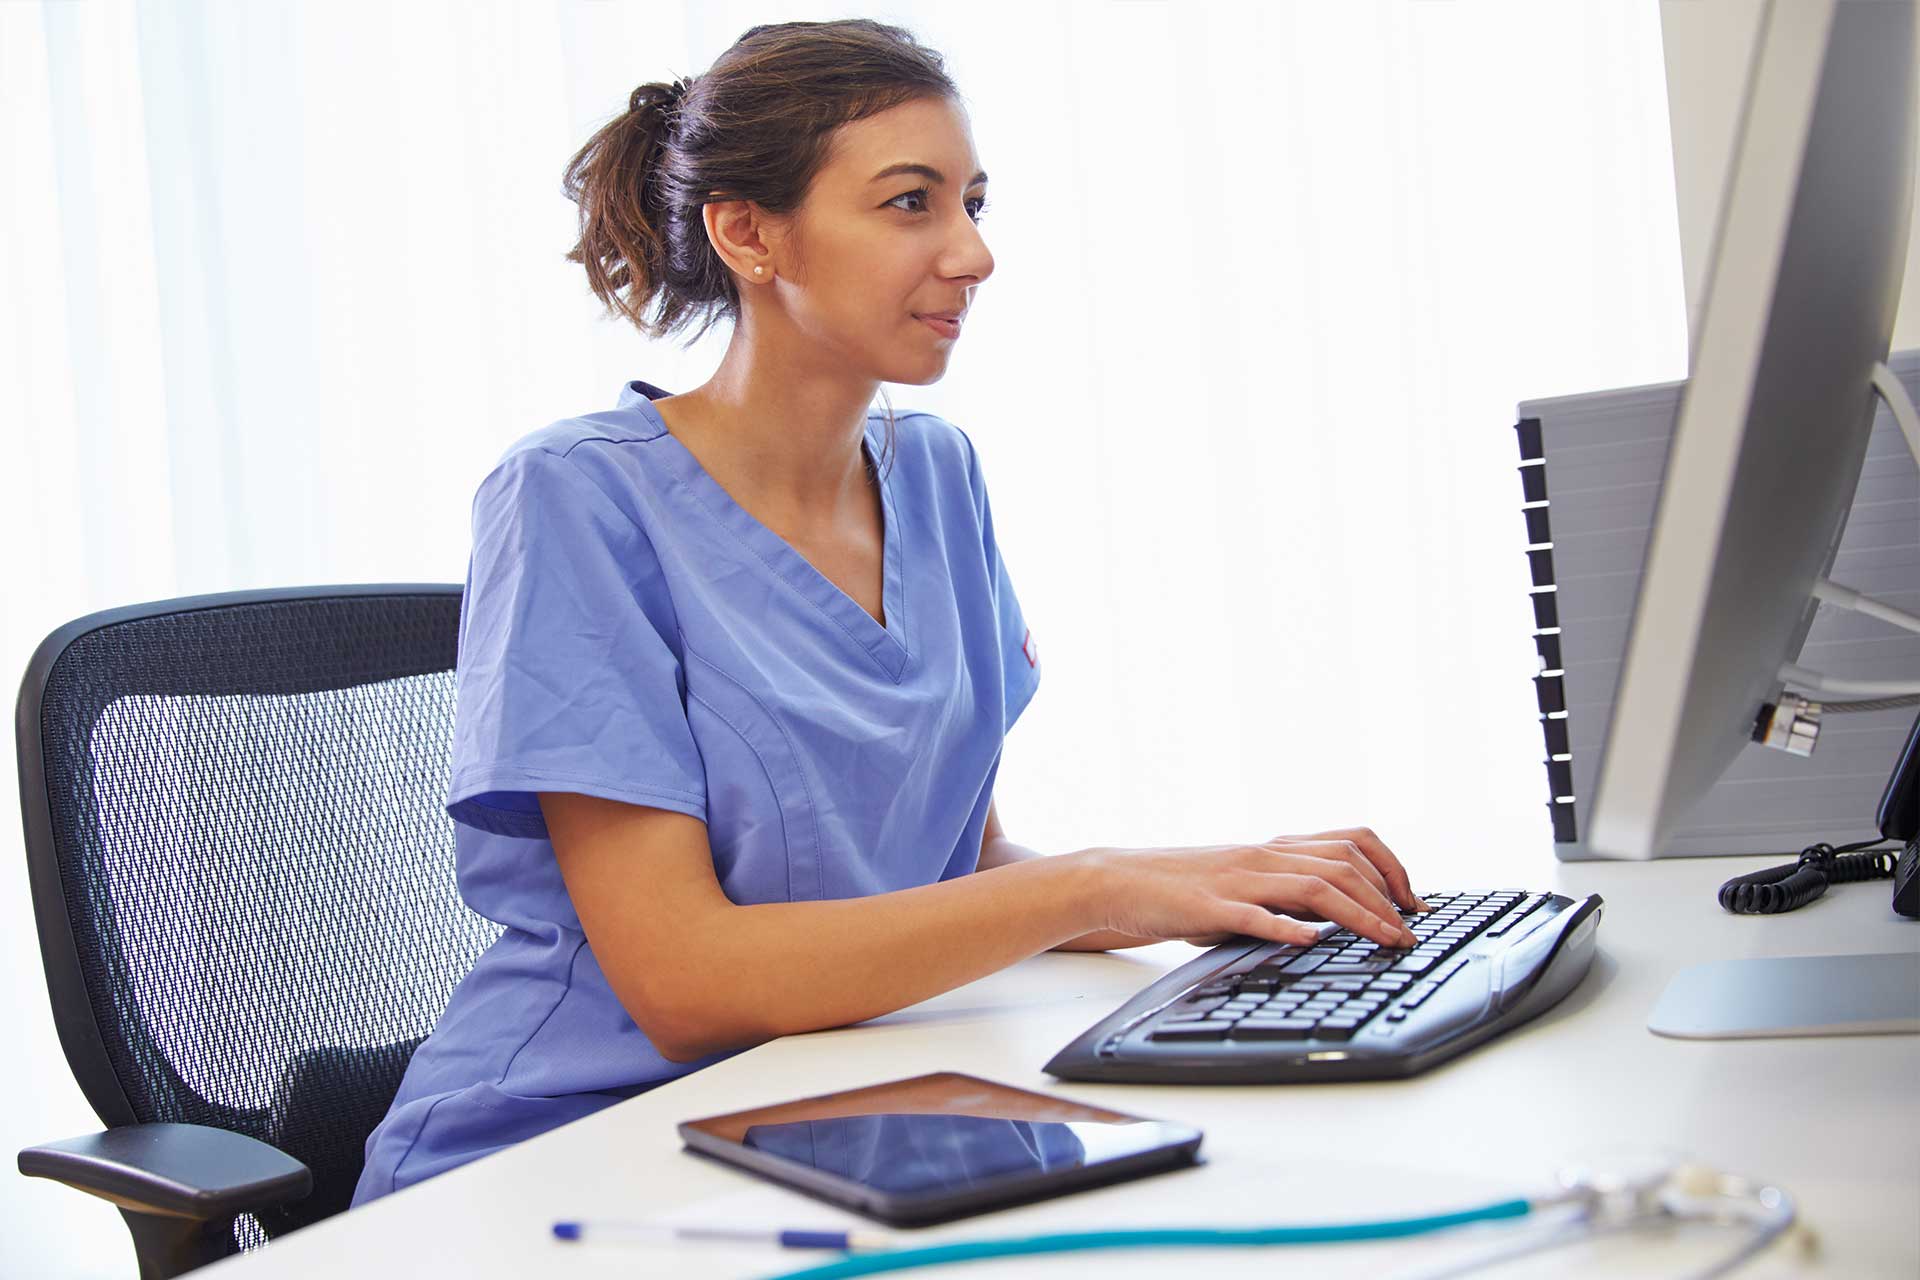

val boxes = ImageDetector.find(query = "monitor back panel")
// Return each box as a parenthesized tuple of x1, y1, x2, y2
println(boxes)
(1516, 348, 1919, 860)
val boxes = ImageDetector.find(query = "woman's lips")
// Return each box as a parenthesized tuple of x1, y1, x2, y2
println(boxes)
(915, 313, 962, 339)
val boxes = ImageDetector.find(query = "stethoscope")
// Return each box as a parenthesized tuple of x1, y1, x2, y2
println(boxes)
(761, 1156, 1802, 1280)
(1405, 1157, 1802, 1280)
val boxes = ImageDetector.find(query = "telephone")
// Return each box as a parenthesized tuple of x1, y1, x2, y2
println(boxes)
(1881, 707, 1920, 917)
(1718, 706, 1920, 918)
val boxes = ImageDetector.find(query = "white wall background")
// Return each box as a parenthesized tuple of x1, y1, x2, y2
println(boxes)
(1, 1, 1687, 1274)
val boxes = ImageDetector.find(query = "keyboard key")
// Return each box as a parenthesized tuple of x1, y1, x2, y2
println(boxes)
(1150, 1021, 1235, 1041)
(1316, 959, 1390, 975)
(1279, 953, 1330, 976)
(1392, 953, 1438, 974)
(1486, 894, 1547, 937)
(1230, 1019, 1317, 1040)
(1315, 1016, 1363, 1039)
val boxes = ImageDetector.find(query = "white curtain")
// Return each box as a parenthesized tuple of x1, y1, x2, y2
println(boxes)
(0, 2, 1686, 1272)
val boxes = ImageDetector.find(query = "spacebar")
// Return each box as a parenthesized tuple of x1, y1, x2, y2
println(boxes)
(1314, 957, 1393, 974)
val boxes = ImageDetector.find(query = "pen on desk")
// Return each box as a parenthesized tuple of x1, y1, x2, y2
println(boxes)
(551, 1221, 894, 1251)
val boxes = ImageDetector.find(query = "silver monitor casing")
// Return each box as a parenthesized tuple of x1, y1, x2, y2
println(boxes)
(1587, 0, 1918, 860)
(1517, 361, 1917, 861)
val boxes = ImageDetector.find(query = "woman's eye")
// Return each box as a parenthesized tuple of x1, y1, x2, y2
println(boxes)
(889, 188, 991, 223)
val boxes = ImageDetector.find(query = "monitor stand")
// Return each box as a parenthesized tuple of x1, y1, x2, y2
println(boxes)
(1647, 952, 1920, 1039)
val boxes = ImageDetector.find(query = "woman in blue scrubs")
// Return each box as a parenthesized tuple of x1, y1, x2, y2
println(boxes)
(355, 17, 1424, 1206)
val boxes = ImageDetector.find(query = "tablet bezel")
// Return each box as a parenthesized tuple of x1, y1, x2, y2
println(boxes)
(676, 1070, 1205, 1227)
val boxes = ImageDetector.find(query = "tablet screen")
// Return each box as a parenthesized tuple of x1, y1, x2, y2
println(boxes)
(679, 1072, 1202, 1221)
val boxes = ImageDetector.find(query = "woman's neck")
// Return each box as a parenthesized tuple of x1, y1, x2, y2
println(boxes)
(655, 352, 879, 532)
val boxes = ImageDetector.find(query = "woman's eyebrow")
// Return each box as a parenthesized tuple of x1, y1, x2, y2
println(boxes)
(870, 162, 989, 187)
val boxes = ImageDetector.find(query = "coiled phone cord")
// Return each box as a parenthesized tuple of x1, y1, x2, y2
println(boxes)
(1716, 838, 1900, 914)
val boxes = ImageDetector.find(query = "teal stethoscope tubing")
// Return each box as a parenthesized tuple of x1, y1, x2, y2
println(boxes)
(761, 1197, 1535, 1280)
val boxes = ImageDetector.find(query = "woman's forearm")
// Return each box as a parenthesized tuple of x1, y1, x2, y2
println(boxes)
(656, 848, 1110, 1061)
(979, 836, 1159, 952)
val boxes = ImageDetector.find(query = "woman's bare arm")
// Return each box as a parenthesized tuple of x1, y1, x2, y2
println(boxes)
(541, 791, 1424, 1065)
(977, 801, 1159, 951)
(540, 792, 1103, 1064)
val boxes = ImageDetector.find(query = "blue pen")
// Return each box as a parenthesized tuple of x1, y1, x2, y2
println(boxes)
(552, 1221, 895, 1251)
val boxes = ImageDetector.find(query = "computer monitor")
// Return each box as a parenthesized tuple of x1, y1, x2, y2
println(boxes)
(1586, 0, 1920, 862)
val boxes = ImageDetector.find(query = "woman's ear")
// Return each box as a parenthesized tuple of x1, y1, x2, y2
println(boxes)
(703, 199, 781, 284)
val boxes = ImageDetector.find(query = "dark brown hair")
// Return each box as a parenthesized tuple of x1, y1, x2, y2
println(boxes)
(562, 18, 962, 477)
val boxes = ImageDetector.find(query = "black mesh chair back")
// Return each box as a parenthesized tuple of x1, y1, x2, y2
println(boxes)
(16, 585, 503, 1260)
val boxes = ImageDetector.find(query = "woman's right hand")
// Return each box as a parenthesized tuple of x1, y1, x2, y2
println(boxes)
(1074, 833, 1427, 949)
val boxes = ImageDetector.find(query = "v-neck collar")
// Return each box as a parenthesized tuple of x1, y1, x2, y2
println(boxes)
(620, 380, 910, 683)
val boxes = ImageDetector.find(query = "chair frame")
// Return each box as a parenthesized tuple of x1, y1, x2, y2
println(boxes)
(15, 583, 464, 1278)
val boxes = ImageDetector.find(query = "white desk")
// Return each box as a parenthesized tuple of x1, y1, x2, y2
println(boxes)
(208, 854, 1919, 1278)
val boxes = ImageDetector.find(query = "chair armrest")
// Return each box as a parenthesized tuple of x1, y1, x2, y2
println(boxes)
(19, 1123, 312, 1220)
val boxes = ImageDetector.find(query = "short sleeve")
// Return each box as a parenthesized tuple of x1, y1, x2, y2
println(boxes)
(445, 446, 708, 839)
(962, 431, 1042, 733)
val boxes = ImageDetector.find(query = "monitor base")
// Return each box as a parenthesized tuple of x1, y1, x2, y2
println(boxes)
(1647, 952, 1920, 1039)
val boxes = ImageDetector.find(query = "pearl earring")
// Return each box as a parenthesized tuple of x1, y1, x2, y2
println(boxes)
(753, 266, 764, 276)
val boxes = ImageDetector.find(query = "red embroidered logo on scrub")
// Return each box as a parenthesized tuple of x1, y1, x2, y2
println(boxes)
(1021, 627, 1039, 668)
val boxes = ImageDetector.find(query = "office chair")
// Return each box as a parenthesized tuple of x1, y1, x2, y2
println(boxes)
(14, 585, 504, 1278)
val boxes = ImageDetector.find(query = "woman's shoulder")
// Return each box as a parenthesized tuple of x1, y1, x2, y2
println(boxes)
(469, 397, 682, 514)
(458, 407, 689, 574)
(869, 406, 984, 485)
(490, 402, 664, 471)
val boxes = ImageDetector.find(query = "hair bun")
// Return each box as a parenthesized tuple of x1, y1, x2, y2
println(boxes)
(628, 77, 691, 117)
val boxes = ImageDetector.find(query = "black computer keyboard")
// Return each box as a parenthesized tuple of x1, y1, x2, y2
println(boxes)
(1044, 889, 1604, 1083)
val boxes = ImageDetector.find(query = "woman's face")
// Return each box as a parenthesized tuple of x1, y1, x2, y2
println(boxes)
(766, 95, 995, 385)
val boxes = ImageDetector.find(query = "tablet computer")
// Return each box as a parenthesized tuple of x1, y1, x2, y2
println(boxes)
(678, 1071, 1205, 1227)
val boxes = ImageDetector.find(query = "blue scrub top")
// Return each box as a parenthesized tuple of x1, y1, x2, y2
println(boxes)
(353, 380, 1041, 1204)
